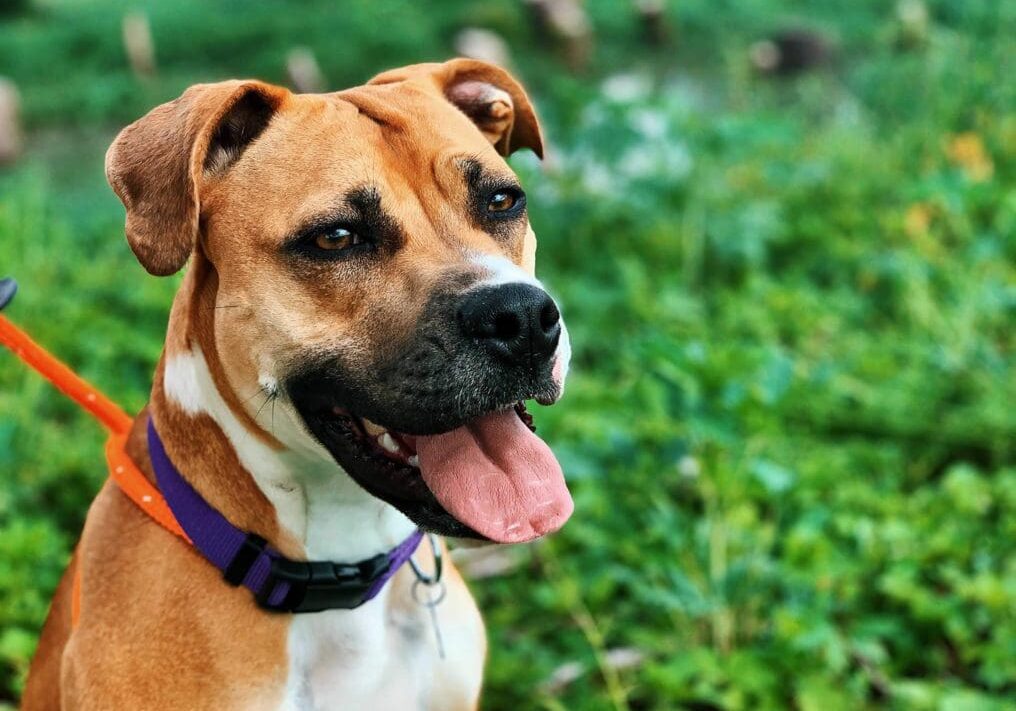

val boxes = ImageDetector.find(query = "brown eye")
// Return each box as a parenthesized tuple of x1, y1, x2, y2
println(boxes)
(487, 190, 522, 213)
(314, 226, 362, 251)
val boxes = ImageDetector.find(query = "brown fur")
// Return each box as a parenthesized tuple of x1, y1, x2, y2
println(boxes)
(22, 58, 541, 709)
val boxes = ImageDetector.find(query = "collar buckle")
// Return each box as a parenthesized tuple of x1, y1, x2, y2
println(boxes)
(256, 552, 391, 613)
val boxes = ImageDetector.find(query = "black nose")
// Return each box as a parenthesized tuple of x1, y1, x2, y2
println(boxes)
(457, 283, 561, 366)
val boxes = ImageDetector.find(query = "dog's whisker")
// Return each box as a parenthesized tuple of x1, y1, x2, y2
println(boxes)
(242, 385, 268, 405)
(252, 389, 277, 422)
(270, 394, 277, 435)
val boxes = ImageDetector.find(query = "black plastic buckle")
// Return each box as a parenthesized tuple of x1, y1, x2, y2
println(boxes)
(255, 551, 392, 613)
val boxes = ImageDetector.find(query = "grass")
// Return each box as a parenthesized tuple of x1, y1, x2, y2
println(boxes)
(1, 1, 1014, 708)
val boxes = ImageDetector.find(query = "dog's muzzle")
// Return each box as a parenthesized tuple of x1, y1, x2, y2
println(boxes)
(285, 278, 572, 541)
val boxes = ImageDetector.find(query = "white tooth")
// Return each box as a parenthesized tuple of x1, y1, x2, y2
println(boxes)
(408, 455, 420, 468)
(363, 419, 386, 437)
(379, 433, 400, 454)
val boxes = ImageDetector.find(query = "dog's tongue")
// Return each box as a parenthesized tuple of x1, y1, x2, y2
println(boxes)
(414, 409, 573, 543)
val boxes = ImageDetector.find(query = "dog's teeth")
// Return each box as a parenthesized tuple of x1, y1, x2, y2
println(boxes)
(408, 455, 420, 468)
(379, 433, 400, 455)
(362, 419, 386, 437)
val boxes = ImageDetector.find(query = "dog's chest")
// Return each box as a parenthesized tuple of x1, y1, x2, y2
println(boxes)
(275, 594, 433, 711)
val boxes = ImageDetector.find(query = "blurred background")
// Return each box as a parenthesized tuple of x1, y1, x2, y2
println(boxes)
(0, 1, 1013, 709)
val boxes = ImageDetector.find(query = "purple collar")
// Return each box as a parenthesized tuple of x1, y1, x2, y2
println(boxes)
(147, 419, 423, 613)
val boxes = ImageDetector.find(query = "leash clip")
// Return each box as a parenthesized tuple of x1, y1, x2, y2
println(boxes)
(408, 533, 447, 659)
(408, 533, 443, 586)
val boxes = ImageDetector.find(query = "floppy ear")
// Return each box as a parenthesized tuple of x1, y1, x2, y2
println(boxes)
(369, 58, 544, 159)
(105, 81, 287, 276)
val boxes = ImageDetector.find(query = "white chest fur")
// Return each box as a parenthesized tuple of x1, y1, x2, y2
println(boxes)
(278, 594, 427, 711)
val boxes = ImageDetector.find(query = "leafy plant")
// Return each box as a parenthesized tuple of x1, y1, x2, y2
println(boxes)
(1, 0, 1013, 708)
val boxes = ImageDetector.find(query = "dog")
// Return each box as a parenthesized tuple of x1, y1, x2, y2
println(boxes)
(20, 58, 573, 710)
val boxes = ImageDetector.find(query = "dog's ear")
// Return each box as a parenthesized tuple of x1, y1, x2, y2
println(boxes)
(105, 81, 287, 276)
(369, 58, 544, 159)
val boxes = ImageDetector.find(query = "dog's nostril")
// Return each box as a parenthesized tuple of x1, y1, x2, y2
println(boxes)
(539, 301, 560, 333)
(494, 312, 521, 341)
(458, 283, 560, 364)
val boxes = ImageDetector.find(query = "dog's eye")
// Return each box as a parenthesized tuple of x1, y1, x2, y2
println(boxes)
(486, 188, 525, 214)
(314, 226, 363, 252)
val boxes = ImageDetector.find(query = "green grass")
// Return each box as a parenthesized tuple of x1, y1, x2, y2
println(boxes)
(1, 1, 1014, 709)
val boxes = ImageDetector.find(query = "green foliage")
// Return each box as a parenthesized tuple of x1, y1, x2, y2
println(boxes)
(1, 0, 1014, 708)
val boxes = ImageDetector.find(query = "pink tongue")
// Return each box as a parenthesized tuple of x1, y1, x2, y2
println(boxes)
(414, 409, 573, 543)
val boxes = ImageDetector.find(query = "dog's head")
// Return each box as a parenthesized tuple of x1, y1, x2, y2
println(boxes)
(106, 59, 572, 543)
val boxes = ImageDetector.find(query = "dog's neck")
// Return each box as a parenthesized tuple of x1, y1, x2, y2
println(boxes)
(145, 267, 417, 564)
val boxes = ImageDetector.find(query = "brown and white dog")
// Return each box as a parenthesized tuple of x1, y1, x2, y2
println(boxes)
(21, 59, 573, 710)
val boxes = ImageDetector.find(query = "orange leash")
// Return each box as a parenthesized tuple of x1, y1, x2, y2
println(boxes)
(0, 314, 132, 435)
(1, 309, 190, 627)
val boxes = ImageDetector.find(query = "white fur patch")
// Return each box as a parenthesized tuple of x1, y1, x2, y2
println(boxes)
(554, 320, 572, 394)
(522, 223, 538, 276)
(279, 594, 421, 710)
(471, 253, 543, 288)
(258, 372, 279, 397)
(163, 352, 204, 415)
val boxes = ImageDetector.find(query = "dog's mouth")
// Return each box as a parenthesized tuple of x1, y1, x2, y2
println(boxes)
(302, 401, 573, 543)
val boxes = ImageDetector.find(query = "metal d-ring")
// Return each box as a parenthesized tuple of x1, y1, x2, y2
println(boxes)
(408, 533, 443, 587)
(410, 533, 448, 658)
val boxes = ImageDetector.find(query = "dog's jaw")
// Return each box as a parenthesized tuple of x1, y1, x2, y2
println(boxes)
(161, 346, 418, 562)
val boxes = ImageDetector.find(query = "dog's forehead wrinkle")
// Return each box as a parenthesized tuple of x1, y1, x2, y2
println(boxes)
(340, 81, 502, 159)
(428, 153, 459, 204)
(335, 85, 414, 133)
(424, 151, 502, 212)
